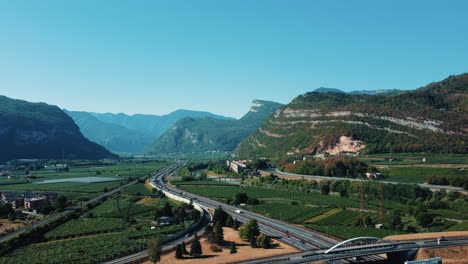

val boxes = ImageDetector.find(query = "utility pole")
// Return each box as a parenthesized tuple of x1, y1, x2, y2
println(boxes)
(379, 180, 385, 224)
(360, 181, 366, 225)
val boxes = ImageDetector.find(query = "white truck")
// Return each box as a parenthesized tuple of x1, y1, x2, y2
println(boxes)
(235, 209, 243, 214)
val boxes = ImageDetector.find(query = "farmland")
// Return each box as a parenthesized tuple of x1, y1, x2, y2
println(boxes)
(245, 202, 331, 224)
(0, 160, 204, 264)
(179, 185, 371, 209)
(45, 218, 122, 240)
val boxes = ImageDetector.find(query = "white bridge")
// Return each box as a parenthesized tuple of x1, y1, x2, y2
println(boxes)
(324, 236, 396, 254)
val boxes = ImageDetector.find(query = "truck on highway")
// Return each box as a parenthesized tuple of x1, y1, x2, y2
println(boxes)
(235, 209, 243, 214)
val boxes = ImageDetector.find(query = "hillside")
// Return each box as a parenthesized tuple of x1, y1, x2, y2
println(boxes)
(235, 74, 468, 160)
(0, 96, 116, 161)
(145, 100, 283, 154)
(66, 109, 234, 153)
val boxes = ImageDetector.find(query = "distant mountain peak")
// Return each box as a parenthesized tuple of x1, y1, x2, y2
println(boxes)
(313, 87, 345, 94)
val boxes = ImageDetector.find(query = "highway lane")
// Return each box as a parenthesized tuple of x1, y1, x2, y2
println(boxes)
(151, 169, 339, 252)
(0, 163, 180, 243)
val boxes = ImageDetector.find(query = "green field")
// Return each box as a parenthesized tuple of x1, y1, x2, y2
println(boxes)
(246, 202, 331, 224)
(179, 185, 373, 209)
(381, 167, 464, 183)
(0, 233, 145, 264)
(45, 218, 122, 239)
(306, 224, 399, 240)
(364, 153, 468, 165)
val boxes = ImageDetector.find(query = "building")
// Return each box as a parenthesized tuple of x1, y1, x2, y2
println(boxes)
(42, 192, 58, 203)
(226, 160, 247, 173)
(1, 192, 24, 209)
(24, 197, 46, 209)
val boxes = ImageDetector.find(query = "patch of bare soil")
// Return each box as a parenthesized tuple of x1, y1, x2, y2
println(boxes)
(146, 227, 299, 264)
(136, 197, 160, 204)
(415, 246, 468, 264)
(0, 219, 22, 234)
(326, 136, 365, 155)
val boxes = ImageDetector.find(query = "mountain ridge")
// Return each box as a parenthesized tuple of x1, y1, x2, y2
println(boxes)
(145, 100, 283, 154)
(235, 74, 468, 160)
(0, 96, 116, 162)
(66, 109, 235, 153)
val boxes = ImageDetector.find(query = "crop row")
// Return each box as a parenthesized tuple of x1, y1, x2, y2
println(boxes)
(0, 234, 145, 264)
(306, 224, 398, 240)
(45, 218, 122, 239)
(180, 186, 372, 209)
(247, 202, 331, 224)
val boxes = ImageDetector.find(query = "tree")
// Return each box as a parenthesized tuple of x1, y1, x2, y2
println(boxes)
(226, 215, 234, 227)
(147, 238, 163, 263)
(205, 225, 216, 243)
(233, 192, 249, 205)
(215, 223, 224, 245)
(257, 234, 272, 249)
(175, 244, 183, 259)
(190, 235, 203, 257)
(416, 213, 434, 228)
(230, 242, 237, 254)
(321, 184, 330, 195)
(55, 195, 68, 210)
(162, 203, 173, 217)
(213, 206, 229, 226)
(181, 241, 189, 254)
(239, 219, 260, 242)
(384, 211, 402, 230)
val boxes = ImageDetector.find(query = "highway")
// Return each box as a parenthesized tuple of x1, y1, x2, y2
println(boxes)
(0, 163, 181, 243)
(151, 166, 340, 251)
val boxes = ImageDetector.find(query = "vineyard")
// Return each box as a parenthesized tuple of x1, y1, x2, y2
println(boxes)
(45, 218, 122, 240)
(246, 202, 331, 224)
(86, 198, 155, 218)
(179, 186, 372, 209)
(306, 224, 398, 240)
(0, 233, 146, 264)
(121, 183, 153, 196)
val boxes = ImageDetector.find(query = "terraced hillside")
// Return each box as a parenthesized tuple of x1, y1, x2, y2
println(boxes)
(235, 74, 468, 160)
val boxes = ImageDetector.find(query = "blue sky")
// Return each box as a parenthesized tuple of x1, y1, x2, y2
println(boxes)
(1, 1, 467, 118)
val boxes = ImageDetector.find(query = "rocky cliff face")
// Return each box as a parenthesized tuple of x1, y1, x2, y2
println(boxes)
(0, 96, 116, 161)
(235, 74, 468, 159)
(145, 100, 283, 154)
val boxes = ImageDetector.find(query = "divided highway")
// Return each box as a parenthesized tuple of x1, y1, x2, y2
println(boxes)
(151, 165, 339, 252)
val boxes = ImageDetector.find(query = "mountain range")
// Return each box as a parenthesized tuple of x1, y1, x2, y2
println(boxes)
(145, 100, 283, 154)
(65, 109, 234, 153)
(235, 74, 468, 160)
(0, 96, 116, 162)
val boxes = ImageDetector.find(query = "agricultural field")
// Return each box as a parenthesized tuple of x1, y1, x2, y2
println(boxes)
(85, 198, 155, 218)
(45, 218, 122, 240)
(306, 224, 398, 240)
(363, 153, 468, 165)
(179, 185, 372, 209)
(246, 202, 331, 224)
(0, 233, 146, 264)
(380, 167, 464, 184)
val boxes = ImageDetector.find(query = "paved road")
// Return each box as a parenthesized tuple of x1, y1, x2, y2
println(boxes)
(262, 168, 466, 192)
(152, 167, 339, 252)
(0, 163, 179, 243)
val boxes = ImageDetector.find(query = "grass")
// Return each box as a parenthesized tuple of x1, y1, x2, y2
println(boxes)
(364, 153, 468, 165)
